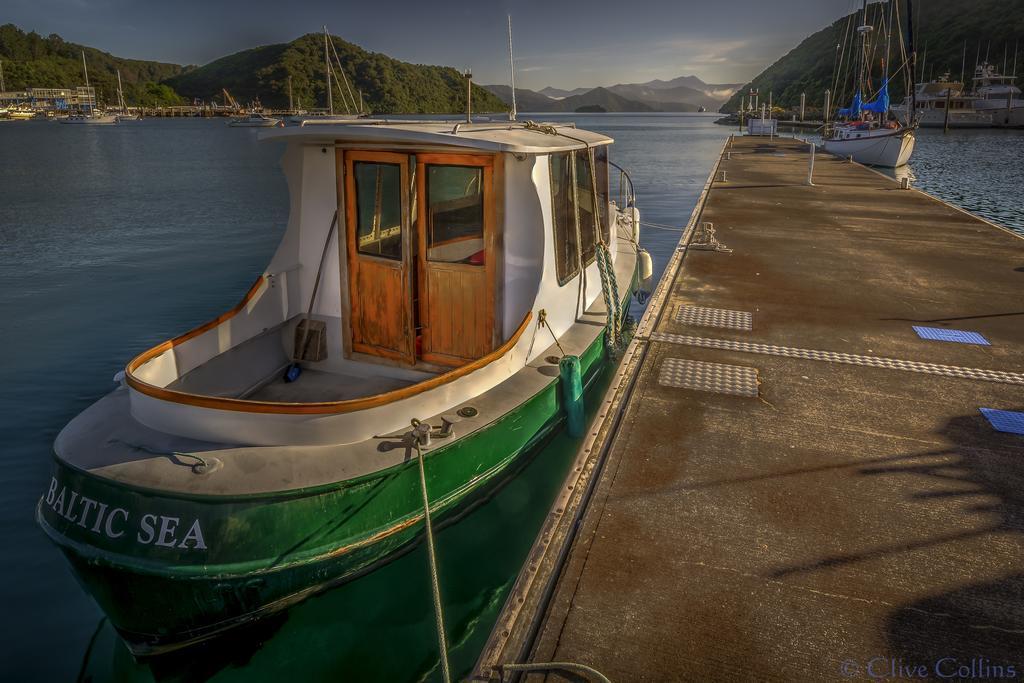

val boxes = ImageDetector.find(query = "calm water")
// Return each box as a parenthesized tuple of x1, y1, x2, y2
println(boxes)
(0, 114, 1017, 681)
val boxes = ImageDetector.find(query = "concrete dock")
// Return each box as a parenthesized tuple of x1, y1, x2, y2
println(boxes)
(475, 136, 1024, 681)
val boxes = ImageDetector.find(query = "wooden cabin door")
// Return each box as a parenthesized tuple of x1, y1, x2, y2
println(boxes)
(344, 151, 415, 363)
(416, 154, 495, 367)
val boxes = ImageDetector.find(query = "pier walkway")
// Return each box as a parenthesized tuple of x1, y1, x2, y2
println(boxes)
(476, 136, 1024, 681)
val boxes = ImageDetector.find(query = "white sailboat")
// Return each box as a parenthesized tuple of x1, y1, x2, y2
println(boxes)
(822, 0, 916, 167)
(288, 27, 366, 124)
(114, 70, 142, 121)
(59, 51, 117, 125)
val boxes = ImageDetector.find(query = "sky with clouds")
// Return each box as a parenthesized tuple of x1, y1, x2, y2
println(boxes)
(5, 0, 868, 88)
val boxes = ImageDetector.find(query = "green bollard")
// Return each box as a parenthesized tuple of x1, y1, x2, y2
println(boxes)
(559, 355, 585, 438)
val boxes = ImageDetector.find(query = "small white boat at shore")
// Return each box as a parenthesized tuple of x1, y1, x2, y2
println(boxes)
(228, 113, 282, 127)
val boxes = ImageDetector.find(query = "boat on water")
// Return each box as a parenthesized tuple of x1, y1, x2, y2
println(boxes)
(970, 61, 1024, 128)
(6, 107, 36, 120)
(822, 0, 916, 167)
(37, 119, 645, 654)
(892, 75, 992, 128)
(59, 51, 118, 125)
(227, 112, 282, 127)
(287, 27, 368, 126)
(60, 112, 118, 125)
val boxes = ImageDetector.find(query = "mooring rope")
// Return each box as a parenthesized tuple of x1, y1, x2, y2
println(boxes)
(411, 425, 451, 683)
(499, 661, 613, 683)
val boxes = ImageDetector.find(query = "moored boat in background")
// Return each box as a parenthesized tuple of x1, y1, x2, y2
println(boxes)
(822, 0, 917, 167)
(227, 112, 281, 127)
(892, 76, 992, 128)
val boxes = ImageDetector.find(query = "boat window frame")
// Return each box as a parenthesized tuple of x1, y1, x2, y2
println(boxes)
(550, 146, 609, 287)
(550, 151, 580, 286)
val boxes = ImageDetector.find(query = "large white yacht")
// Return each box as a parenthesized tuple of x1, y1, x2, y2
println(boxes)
(970, 62, 1024, 128)
(892, 75, 992, 128)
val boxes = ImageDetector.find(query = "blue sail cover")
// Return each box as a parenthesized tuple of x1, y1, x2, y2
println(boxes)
(837, 91, 862, 118)
(862, 80, 890, 114)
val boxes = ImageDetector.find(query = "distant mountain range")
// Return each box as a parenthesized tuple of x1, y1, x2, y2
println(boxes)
(484, 75, 743, 113)
(722, 0, 1024, 112)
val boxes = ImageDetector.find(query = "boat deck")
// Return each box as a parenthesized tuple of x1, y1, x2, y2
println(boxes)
(476, 136, 1024, 680)
(247, 369, 414, 403)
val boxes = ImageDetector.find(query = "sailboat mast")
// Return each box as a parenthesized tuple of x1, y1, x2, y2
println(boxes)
(855, 0, 868, 99)
(0, 60, 5, 92)
(324, 26, 333, 116)
(507, 15, 517, 122)
(117, 70, 125, 110)
(906, 0, 916, 123)
(81, 50, 92, 113)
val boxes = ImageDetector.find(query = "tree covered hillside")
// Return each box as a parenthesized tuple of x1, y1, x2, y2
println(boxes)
(165, 33, 507, 114)
(723, 0, 1024, 112)
(0, 24, 188, 105)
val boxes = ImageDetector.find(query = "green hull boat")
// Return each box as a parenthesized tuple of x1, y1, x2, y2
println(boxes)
(38, 119, 646, 654)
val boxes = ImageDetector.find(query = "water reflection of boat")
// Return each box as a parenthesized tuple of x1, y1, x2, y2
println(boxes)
(38, 119, 643, 655)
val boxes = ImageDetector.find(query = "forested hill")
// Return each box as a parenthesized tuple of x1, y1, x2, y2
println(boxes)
(722, 0, 1024, 113)
(165, 33, 507, 114)
(0, 25, 507, 114)
(0, 24, 188, 105)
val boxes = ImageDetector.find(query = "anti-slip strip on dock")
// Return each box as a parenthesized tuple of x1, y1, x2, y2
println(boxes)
(649, 332, 1024, 386)
(674, 305, 753, 331)
(658, 358, 759, 397)
(912, 326, 990, 345)
(979, 408, 1024, 435)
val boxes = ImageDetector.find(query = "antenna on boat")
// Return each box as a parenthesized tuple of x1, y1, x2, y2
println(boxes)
(464, 69, 473, 123)
(507, 15, 517, 122)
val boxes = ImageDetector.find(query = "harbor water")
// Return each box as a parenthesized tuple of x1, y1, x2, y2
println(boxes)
(0, 114, 1019, 681)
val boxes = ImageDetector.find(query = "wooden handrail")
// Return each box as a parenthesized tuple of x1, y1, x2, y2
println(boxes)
(125, 294, 533, 414)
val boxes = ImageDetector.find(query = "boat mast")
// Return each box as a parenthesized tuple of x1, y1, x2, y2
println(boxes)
(324, 26, 333, 116)
(0, 60, 5, 92)
(906, 0, 917, 124)
(81, 50, 91, 113)
(855, 0, 868, 103)
(507, 15, 517, 122)
(116, 70, 126, 111)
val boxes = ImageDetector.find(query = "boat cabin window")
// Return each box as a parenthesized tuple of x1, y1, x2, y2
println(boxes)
(551, 152, 580, 284)
(574, 149, 598, 264)
(425, 164, 485, 264)
(353, 161, 403, 260)
(552, 147, 611, 285)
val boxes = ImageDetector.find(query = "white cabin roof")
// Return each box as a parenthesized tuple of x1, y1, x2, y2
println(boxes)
(259, 119, 613, 154)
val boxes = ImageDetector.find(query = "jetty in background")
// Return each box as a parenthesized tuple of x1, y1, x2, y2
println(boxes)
(474, 135, 1024, 681)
